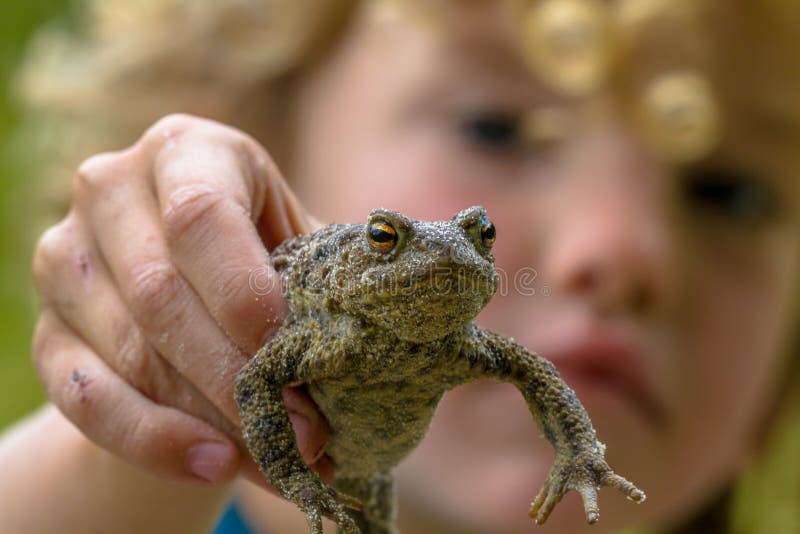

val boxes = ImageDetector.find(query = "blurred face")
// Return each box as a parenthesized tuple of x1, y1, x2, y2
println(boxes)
(287, 1, 800, 532)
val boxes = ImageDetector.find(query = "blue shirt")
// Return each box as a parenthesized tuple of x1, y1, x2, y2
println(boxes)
(213, 502, 253, 534)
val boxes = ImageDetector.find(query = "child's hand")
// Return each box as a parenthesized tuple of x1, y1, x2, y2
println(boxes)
(32, 114, 329, 487)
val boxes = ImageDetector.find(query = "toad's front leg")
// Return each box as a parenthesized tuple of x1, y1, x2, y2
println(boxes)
(235, 319, 361, 534)
(459, 325, 646, 525)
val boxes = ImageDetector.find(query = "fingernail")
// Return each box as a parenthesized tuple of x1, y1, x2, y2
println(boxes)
(187, 442, 234, 482)
(309, 441, 327, 464)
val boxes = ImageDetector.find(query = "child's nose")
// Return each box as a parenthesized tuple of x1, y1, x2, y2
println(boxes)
(543, 126, 677, 316)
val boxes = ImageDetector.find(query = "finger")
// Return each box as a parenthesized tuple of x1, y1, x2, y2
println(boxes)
(34, 211, 235, 437)
(255, 156, 317, 246)
(38, 221, 331, 470)
(283, 387, 329, 463)
(151, 131, 289, 354)
(32, 308, 240, 485)
(577, 484, 600, 524)
(235, 386, 332, 489)
(75, 150, 249, 423)
(142, 114, 315, 246)
(603, 472, 647, 503)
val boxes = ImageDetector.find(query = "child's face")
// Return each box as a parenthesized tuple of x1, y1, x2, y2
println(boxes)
(288, 2, 800, 531)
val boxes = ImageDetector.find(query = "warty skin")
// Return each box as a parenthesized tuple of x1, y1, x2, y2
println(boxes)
(235, 206, 645, 534)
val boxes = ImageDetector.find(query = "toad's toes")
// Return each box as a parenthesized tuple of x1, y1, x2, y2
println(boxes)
(529, 453, 645, 525)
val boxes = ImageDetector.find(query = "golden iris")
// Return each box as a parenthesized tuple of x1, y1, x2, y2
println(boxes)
(367, 221, 398, 253)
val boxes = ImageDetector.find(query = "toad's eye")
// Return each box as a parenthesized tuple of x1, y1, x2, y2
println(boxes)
(480, 216, 496, 248)
(367, 221, 398, 253)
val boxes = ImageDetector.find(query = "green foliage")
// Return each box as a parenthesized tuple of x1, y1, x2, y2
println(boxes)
(0, 0, 73, 428)
(732, 382, 800, 533)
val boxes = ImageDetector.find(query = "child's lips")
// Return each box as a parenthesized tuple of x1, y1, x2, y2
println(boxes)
(531, 327, 666, 426)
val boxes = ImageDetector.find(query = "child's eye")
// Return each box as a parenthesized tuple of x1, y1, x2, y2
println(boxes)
(459, 112, 523, 152)
(681, 165, 781, 225)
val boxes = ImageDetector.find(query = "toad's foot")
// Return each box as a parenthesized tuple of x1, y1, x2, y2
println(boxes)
(291, 480, 363, 534)
(529, 450, 645, 525)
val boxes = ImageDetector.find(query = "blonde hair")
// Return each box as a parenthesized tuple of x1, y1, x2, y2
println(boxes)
(15, 1, 800, 531)
(19, 0, 357, 119)
(15, 0, 357, 220)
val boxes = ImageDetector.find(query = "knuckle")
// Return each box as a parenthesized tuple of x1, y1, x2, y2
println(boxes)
(241, 142, 273, 205)
(228, 128, 260, 157)
(145, 113, 199, 143)
(113, 324, 156, 389)
(31, 315, 52, 372)
(126, 259, 184, 325)
(145, 113, 245, 148)
(162, 186, 227, 245)
(116, 409, 150, 459)
(213, 260, 253, 303)
(117, 409, 188, 472)
(32, 216, 76, 293)
(143, 113, 237, 152)
(113, 325, 179, 409)
(72, 151, 126, 201)
(241, 134, 274, 173)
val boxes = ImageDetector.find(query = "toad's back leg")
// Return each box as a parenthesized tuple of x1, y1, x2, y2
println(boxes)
(334, 472, 397, 534)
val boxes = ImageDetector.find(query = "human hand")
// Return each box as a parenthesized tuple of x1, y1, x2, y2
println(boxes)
(32, 114, 329, 487)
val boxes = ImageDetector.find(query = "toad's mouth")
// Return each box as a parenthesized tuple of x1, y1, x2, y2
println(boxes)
(388, 260, 496, 292)
(357, 274, 492, 305)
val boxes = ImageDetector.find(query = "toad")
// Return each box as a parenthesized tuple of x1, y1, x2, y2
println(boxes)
(235, 206, 645, 534)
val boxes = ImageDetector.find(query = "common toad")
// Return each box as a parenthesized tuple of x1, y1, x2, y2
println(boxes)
(235, 206, 645, 533)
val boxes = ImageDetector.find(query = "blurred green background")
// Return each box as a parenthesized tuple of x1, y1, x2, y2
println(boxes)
(0, 0, 72, 429)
